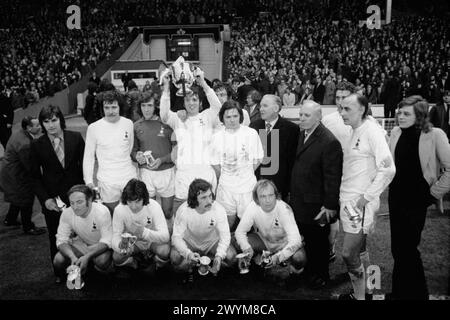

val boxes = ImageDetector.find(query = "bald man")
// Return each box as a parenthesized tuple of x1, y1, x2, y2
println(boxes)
(289, 100, 343, 289)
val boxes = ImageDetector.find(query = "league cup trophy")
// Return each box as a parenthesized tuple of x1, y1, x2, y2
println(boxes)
(160, 56, 199, 97)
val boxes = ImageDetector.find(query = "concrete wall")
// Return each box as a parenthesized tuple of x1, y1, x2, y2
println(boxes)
(199, 37, 222, 81)
(119, 34, 144, 61)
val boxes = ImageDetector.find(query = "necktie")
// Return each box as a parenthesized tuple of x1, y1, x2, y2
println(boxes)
(304, 131, 310, 142)
(265, 122, 272, 133)
(53, 137, 64, 167)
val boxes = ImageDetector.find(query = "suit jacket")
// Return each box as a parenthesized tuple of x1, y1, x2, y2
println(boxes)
(0, 129, 35, 205)
(30, 130, 85, 207)
(250, 116, 299, 198)
(0, 93, 14, 128)
(244, 104, 261, 124)
(389, 126, 450, 200)
(429, 102, 450, 138)
(289, 123, 343, 224)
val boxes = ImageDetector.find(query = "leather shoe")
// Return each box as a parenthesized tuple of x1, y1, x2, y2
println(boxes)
(4, 220, 21, 227)
(308, 275, 328, 290)
(55, 276, 62, 284)
(24, 227, 46, 235)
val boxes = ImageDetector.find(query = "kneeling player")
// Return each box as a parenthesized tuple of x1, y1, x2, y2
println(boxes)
(54, 185, 113, 283)
(235, 180, 306, 279)
(170, 179, 236, 282)
(112, 179, 170, 274)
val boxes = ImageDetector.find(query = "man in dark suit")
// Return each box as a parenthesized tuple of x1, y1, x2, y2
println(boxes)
(429, 89, 450, 140)
(30, 105, 85, 283)
(250, 94, 299, 201)
(0, 88, 14, 150)
(290, 100, 343, 289)
(244, 89, 262, 124)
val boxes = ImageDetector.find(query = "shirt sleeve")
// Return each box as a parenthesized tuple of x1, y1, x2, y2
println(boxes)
(171, 206, 192, 258)
(243, 109, 250, 126)
(234, 203, 255, 252)
(364, 125, 396, 202)
(159, 91, 178, 129)
(204, 86, 222, 123)
(274, 203, 302, 262)
(142, 202, 170, 244)
(83, 124, 96, 185)
(251, 129, 264, 163)
(55, 209, 73, 248)
(214, 205, 231, 259)
(97, 205, 113, 248)
(209, 132, 222, 166)
(430, 128, 450, 198)
(111, 206, 125, 253)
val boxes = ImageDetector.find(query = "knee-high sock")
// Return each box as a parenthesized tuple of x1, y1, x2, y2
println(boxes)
(349, 264, 366, 300)
(154, 255, 170, 269)
(166, 217, 174, 235)
(360, 251, 373, 294)
(115, 256, 137, 269)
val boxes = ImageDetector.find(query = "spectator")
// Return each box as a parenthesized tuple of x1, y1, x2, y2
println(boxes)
(283, 87, 296, 107)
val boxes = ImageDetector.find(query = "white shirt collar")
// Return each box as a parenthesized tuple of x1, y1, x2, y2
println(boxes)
(266, 116, 279, 129)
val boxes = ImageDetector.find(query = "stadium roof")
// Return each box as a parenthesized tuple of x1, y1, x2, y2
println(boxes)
(111, 60, 166, 71)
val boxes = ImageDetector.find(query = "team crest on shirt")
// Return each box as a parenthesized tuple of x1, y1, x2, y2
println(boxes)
(91, 221, 97, 232)
(209, 218, 215, 227)
(124, 131, 129, 140)
(199, 118, 205, 126)
(274, 218, 280, 228)
(146, 217, 152, 225)
(353, 138, 361, 151)
(157, 126, 165, 137)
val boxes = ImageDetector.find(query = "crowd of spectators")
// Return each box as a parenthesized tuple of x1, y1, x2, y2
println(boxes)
(0, 0, 128, 109)
(227, 0, 450, 111)
(1, 0, 449, 113)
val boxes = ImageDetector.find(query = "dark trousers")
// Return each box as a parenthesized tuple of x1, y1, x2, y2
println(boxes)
(384, 104, 396, 118)
(298, 222, 330, 280)
(388, 196, 429, 300)
(43, 208, 61, 275)
(0, 126, 12, 149)
(5, 204, 34, 231)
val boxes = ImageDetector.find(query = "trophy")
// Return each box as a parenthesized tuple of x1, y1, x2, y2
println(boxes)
(120, 232, 138, 255)
(66, 265, 84, 290)
(160, 56, 200, 97)
(197, 256, 211, 276)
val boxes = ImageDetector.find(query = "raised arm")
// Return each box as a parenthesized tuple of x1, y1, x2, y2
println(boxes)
(159, 71, 178, 128)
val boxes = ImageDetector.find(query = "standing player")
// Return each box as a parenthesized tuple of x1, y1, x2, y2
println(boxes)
(160, 68, 221, 217)
(83, 90, 137, 214)
(338, 94, 395, 300)
(211, 101, 263, 229)
(170, 179, 236, 283)
(132, 92, 175, 231)
(112, 179, 170, 273)
(235, 180, 306, 278)
(213, 82, 251, 129)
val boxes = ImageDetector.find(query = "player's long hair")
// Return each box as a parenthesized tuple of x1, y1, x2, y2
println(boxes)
(38, 105, 66, 134)
(219, 100, 244, 124)
(397, 95, 432, 133)
(121, 179, 150, 206)
(187, 179, 214, 209)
